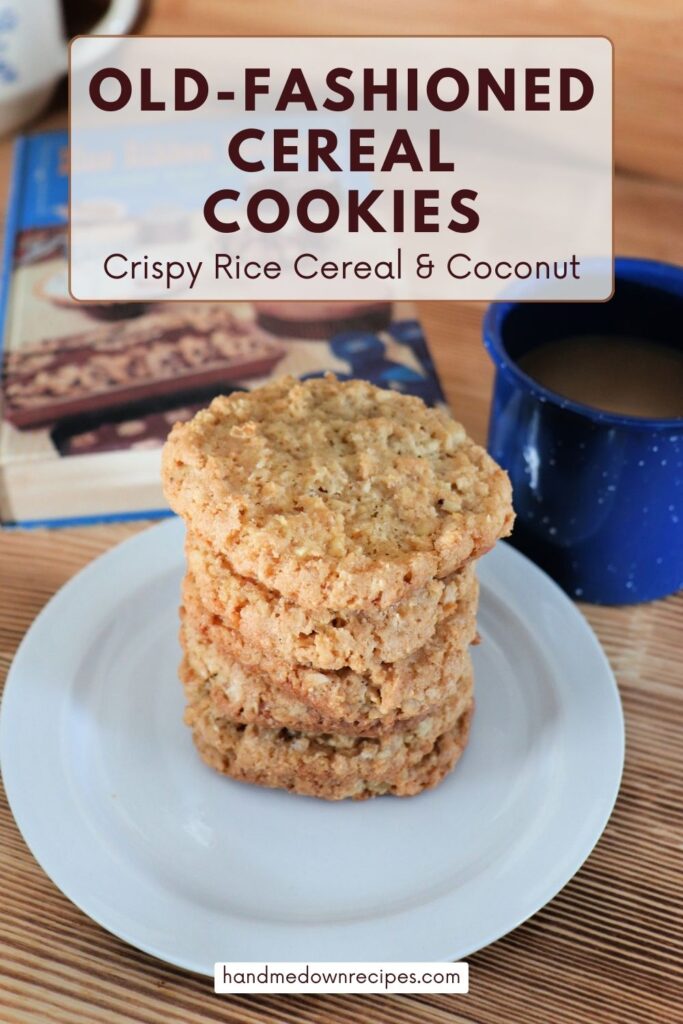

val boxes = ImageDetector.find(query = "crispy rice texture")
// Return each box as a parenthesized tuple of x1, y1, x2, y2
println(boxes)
(186, 666, 474, 801)
(180, 573, 477, 730)
(162, 375, 513, 610)
(185, 529, 477, 672)
(180, 628, 475, 737)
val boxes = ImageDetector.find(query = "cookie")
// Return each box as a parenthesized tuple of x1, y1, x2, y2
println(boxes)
(180, 573, 477, 729)
(180, 656, 377, 736)
(162, 375, 514, 611)
(185, 529, 477, 672)
(180, 614, 474, 735)
(186, 663, 474, 800)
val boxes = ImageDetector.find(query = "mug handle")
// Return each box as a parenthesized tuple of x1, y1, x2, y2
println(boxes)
(86, 0, 142, 35)
(70, 0, 142, 72)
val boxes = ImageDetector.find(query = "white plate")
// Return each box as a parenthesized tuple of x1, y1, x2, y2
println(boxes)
(0, 519, 624, 972)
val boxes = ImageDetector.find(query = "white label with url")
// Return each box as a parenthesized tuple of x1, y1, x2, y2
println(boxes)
(214, 961, 469, 994)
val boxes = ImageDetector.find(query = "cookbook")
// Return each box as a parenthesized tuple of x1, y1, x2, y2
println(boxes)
(0, 130, 446, 527)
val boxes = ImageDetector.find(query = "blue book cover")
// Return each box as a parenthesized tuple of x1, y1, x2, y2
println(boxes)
(0, 130, 445, 529)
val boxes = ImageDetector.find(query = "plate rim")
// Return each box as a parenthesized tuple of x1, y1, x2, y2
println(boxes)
(0, 518, 625, 972)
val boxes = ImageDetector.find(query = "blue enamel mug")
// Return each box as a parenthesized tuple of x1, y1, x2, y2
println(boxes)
(483, 257, 683, 605)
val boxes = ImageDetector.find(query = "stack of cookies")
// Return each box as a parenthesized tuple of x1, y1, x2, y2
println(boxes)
(161, 375, 513, 800)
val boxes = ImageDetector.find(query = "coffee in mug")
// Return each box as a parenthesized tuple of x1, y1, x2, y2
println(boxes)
(518, 335, 683, 419)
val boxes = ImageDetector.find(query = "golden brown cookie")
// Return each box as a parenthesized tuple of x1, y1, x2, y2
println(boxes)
(185, 529, 477, 672)
(180, 573, 477, 730)
(162, 375, 514, 611)
(186, 662, 474, 800)
(180, 611, 474, 736)
(180, 655, 369, 735)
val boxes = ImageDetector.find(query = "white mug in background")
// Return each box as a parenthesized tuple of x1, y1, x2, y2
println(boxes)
(0, 0, 141, 136)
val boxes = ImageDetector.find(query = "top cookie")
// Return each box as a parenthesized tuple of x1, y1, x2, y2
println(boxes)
(162, 374, 513, 610)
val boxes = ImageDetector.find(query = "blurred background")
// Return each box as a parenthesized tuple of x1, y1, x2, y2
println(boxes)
(0, 0, 681, 527)
(63, 0, 682, 182)
(0, 8, 681, 1021)
(2, 0, 682, 436)
(47, 0, 682, 444)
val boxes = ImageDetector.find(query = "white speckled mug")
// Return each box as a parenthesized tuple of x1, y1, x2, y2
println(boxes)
(0, 0, 141, 136)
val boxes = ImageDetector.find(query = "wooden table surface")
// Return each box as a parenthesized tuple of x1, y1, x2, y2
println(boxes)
(1, 3, 683, 1022)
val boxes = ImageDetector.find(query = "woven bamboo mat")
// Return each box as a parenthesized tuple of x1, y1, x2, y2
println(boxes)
(1, 293, 682, 1021)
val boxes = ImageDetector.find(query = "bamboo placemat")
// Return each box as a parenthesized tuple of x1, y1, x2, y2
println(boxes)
(1, 286, 682, 1021)
(1, 63, 683, 1022)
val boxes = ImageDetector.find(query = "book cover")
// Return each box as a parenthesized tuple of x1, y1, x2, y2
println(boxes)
(0, 130, 446, 528)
